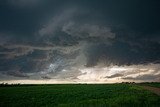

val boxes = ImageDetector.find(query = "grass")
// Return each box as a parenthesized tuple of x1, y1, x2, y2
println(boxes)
(138, 82, 160, 88)
(0, 84, 160, 107)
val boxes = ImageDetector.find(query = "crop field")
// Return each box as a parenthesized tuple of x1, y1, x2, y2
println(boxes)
(138, 82, 160, 88)
(0, 84, 160, 107)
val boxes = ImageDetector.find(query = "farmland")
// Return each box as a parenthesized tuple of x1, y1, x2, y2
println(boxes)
(0, 84, 160, 107)
(138, 82, 160, 88)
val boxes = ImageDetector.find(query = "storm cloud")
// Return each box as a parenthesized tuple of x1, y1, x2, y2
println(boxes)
(0, 0, 160, 83)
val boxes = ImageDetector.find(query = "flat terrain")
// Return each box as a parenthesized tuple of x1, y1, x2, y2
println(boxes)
(0, 84, 160, 107)
(142, 86, 160, 96)
(139, 82, 160, 88)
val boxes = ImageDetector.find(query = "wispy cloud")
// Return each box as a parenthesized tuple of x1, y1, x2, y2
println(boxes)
(38, 8, 77, 36)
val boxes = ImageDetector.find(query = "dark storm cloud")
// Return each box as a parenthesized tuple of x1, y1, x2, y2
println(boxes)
(85, 39, 160, 67)
(41, 75, 51, 79)
(8, 0, 43, 7)
(106, 73, 124, 78)
(0, 46, 33, 59)
(5, 71, 29, 78)
(123, 74, 160, 81)
(0, 0, 160, 81)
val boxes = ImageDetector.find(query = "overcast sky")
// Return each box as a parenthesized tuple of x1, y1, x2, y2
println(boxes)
(0, 0, 160, 83)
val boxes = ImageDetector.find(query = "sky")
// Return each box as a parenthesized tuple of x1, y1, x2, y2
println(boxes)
(0, 0, 160, 84)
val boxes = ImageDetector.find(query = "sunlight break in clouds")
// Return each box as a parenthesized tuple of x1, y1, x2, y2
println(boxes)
(77, 64, 160, 83)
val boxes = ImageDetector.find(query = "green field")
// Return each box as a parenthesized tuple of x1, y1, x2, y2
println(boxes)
(0, 84, 160, 107)
(138, 82, 160, 88)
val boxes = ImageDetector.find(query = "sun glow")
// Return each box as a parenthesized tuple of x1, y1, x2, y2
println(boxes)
(76, 64, 160, 83)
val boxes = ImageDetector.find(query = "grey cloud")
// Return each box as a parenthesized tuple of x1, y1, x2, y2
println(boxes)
(0, 47, 33, 59)
(3, 70, 29, 78)
(38, 8, 77, 36)
(50, 68, 82, 80)
(41, 75, 51, 79)
(38, 7, 115, 47)
(106, 73, 124, 78)
(0, 37, 84, 76)
(62, 22, 115, 43)
(123, 74, 160, 81)
(0, 33, 12, 45)
(2, 43, 79, 54)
